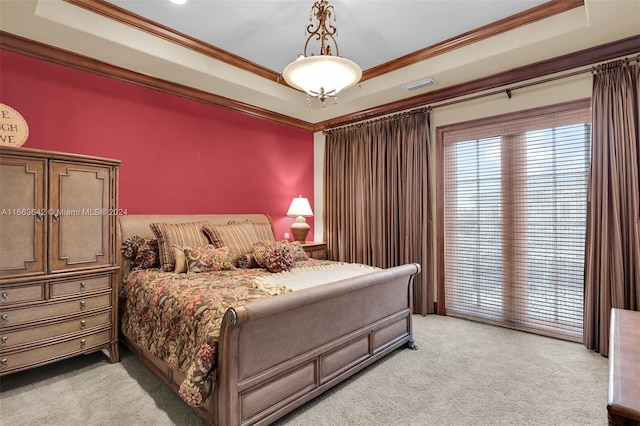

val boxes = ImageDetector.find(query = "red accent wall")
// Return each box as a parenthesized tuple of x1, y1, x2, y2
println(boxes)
(0, 50, 314, 239)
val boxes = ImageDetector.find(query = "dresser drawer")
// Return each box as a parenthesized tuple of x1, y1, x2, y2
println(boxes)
(0, 293, 111, 327)
(0, 283, 45, 306)
(50, 275, 111, 298)
(0, 311, 111, 349)
(0, 330, 111, 374)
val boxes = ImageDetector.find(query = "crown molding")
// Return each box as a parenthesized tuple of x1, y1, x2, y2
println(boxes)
(0, 31, 315, 132)
(2, 30, 638, 133)
(362, 0, 584, 81)
(315, 34, 640, 131)
(64, 0, 280, 83)
(65, 0, 583, 87)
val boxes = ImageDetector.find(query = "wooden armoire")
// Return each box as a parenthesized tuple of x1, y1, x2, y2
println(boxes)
(0, 146, 120, 374)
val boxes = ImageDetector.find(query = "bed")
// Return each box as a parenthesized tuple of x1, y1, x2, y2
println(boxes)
(116, 214, 420, 426)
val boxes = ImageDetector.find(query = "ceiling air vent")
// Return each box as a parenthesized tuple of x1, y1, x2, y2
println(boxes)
(403, 78, 436, 91)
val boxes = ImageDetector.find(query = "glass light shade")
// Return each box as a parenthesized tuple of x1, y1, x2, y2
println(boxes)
(287, 197, 314, 217)
(283, 55, 362, 97)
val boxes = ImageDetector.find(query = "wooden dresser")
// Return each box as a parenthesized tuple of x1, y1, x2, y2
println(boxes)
(0, 146, 120, 375)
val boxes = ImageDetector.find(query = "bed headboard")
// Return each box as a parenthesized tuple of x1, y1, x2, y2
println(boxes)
(116, 213, 274, 282)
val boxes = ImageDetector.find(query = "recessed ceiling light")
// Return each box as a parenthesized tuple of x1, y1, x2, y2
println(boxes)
(170, 0, 187, 5)
(403, 78, 437, 91)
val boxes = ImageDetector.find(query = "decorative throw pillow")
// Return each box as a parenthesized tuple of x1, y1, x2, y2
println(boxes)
(288, 241, 309, 261)
(121, 236, 138, 260)
(252, 240, 296, 273)
(121, 236, 160, 269)
(235, 253, 258, 269)
(133, 238, 161, 269)
(173, 246, 188, 273)
(183, 245, 236, 273)
(202, 222, 261, 261)
(150, 221, 210, 272)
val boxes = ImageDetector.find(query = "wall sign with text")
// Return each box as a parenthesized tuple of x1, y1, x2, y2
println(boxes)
(0, 104, 29, 147)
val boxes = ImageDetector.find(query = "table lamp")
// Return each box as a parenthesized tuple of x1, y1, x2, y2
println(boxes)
(286, 196, 314, 242)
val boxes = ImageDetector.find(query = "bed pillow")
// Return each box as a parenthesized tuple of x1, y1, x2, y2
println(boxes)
(251, 222, 276, 242)
(121, 236, 161, 269)
(226, 220, 275, 242)
(235, 253, 259, 269)
(289, 241, 309, 261)
(173, 246, 188, 273)
(183, 245, 236, 273)
(202, 222, 261, 262)
(252, 240, 296, 273)
(150, 221, 210, 272)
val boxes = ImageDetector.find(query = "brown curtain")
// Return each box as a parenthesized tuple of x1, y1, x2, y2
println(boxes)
(584, 58, 640, 356)
(323, 108, 433, 314)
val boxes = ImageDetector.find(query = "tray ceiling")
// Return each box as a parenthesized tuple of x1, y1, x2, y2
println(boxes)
(1, 0, 639, 126)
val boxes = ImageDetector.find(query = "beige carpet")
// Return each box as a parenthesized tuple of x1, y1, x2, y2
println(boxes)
(0, 315, 608, 425)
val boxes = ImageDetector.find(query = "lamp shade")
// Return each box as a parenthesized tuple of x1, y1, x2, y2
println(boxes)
(283, 55, 362, 98)
(287, 196, 314, 217)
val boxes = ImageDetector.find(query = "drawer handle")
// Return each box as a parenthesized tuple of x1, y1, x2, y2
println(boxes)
(35, 211, 45, 223)
(0, 358, 6, 369)
(52, 212, 60, 223)
(80, 281, 86, 290)
(0, 314, 7, 324)
(80, 339, 86, 349)
(80, 300, 86, 309)
(80, 320, 86, 329)
(1, 292, 7, 302)
(0, 336, 6, 346)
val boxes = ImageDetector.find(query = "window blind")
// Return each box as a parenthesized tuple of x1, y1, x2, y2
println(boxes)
(442, 100, 591, 341)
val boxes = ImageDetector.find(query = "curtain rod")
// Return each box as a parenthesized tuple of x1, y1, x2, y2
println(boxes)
(326, 67, 591, 133)
(432, 68, 590, 110)
(324, 55, 639, 133)
(592, 54, 639, 74)
(324, 107, 430, 135)
(432, 54, 639, 111)
(325, 66, 589, 133)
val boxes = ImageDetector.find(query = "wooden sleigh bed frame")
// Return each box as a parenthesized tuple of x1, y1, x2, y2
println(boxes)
(116, 214, 420, 426)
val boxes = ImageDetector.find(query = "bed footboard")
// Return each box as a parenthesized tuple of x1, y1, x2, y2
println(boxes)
(214, 263, 421, 426)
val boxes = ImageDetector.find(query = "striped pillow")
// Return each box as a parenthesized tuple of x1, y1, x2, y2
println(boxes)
(150, 221, 210, 272)
(202, 222, 261, 262)
(252, 222, 275, 242)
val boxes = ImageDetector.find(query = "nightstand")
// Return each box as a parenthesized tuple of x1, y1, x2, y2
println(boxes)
(301, 242, 327, 260)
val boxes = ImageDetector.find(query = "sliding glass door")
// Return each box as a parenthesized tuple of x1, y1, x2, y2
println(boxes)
(440, 100, 591, 341)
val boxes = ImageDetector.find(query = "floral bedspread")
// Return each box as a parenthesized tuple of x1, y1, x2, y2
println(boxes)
(119, 260, 329, 407)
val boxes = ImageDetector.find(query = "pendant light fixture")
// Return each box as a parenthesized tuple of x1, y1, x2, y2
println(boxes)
(282, 0, 362, 107)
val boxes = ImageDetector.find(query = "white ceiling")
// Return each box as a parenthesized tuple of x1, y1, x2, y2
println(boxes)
(1, 0, 639, 125)
(105, 0, 547, 73)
